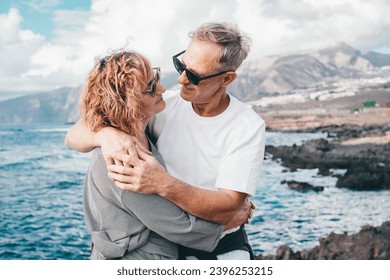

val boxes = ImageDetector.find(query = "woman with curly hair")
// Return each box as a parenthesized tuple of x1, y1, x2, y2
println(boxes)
(66, 50, 232, 259)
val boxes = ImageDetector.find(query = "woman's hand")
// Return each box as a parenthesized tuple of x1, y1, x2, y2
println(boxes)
(65, 119, 151, 165)
(96, 127, 151, 165)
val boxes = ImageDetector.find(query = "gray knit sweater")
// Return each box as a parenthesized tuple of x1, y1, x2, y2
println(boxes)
(83, 146, 223, 260)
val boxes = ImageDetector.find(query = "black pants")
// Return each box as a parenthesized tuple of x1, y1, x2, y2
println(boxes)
(179, 226, 254, 260)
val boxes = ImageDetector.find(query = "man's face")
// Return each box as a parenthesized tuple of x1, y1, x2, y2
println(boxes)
(177, 39, 226, 105)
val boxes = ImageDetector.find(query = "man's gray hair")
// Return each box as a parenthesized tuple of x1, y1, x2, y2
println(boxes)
(189, 22, 252, 71)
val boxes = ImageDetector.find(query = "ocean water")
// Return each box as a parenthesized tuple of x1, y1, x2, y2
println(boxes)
(0, 125, 389, 259)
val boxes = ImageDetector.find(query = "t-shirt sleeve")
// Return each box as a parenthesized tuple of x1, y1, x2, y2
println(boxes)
(215, 121, 265, 196)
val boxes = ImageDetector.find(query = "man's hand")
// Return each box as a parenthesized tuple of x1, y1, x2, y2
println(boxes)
(107, 143, 169, 194)
(223, 198, 255, 230)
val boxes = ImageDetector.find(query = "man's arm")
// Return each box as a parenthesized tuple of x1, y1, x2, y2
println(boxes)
(159, 178, 248, 225)
(108, 147, 248, 225)
(121, 190, 224, 252)
(120, 178, 252, 251)
(122, 189, 253, 251)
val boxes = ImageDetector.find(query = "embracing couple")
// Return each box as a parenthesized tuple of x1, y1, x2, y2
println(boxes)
(65, 22, 266, 260)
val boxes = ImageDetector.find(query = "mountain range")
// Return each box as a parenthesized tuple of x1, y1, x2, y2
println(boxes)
(0, 87, 81, 124)
(1, 42, 390, 124)
(229, 42, 390, 101)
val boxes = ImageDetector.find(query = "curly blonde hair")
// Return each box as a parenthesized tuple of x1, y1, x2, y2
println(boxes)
(80, 50, 152, 138)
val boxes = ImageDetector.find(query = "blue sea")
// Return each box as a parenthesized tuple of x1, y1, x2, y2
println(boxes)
(0, 124, 389, 259)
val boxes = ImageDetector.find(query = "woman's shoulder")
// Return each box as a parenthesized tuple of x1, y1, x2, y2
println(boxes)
(90, 147, 104, 165)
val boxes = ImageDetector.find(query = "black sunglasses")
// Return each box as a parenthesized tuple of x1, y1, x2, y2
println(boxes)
(172, 50, 235, 85)
(144, 67, 160, 97)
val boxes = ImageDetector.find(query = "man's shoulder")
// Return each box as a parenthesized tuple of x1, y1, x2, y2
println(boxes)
(229, 96, 265, 128)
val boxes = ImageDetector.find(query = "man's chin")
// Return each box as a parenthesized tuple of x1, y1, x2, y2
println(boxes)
(180, 88, 194, 101)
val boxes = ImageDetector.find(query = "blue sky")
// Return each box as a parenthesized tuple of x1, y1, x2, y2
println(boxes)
(0, 0, 90, 39)
(1, 0, 390, 93)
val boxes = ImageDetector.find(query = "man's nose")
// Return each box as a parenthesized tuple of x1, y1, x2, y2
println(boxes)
(178, 71, 189, 85)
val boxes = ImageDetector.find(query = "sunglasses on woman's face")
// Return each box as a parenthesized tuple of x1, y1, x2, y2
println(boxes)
(172, 50, 235, 85)
(144, 67, 161, 97)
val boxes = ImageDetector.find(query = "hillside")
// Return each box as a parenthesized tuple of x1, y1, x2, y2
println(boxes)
(230, 42, 390, 101)
(0, 42, 390, 124)
(0, 87, 81, 124)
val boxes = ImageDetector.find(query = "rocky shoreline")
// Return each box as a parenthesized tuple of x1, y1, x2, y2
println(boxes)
(266, 124, 390, 190)
(255, 221, 390, 260)
(257, 121, 390, 259)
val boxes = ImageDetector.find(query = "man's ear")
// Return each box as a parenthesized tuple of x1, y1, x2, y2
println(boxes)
(221, 72, 237, 88)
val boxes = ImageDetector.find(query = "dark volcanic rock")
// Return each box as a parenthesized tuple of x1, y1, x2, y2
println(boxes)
(256, 221, 390, 260)
(266, 140, 390, 190)
(300, 124, 390, 141)
(282, 180, 324, 192)
(336, 162, 390, 190)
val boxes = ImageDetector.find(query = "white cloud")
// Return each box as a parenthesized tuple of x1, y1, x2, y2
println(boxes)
(235, 0, 390, 57)
(0, 8, 44, 79)
(0, 8, 43, 44)
(53, 9, 90, 31)
(1, 0, 390, 93)
(24, 44, 74, 77)
(23, 0, 62, 13)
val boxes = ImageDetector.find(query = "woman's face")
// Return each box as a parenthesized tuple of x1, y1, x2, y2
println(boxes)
(141, 67, 166, 119)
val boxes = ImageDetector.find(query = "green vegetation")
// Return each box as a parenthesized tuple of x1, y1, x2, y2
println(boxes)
(352, 100, 377, 113)
(363, 100, 376, 108)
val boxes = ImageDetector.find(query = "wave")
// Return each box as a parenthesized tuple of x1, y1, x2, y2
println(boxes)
(0, 154, 68, 169)
(32, 128, 69, 133)
(0, 161, 31, 170)
(48, 181, 81, 190)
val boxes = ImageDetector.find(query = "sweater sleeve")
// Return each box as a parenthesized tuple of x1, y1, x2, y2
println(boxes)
(121, 191, 223, 252)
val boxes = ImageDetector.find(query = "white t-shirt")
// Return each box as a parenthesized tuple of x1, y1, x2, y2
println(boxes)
(148, 90, 265, 197)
